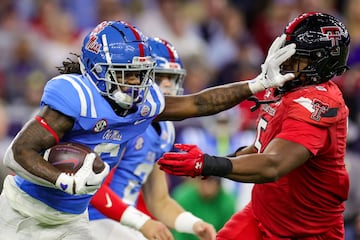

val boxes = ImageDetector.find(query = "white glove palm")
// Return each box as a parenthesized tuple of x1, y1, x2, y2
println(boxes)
(55, 153, 110, 195)
(249, 34, 296, 94)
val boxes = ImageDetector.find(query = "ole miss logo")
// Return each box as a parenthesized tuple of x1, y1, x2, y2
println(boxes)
(320, 26, 342, 47)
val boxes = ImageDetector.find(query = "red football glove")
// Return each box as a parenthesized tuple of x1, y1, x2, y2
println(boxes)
(158, 144, 204, 177)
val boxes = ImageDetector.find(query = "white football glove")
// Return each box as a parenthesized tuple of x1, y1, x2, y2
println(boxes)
(248, 34, 296, 94)
(55, 153, 110, 195)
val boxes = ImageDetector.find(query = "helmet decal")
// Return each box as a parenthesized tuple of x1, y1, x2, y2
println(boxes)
(85, 21, 110, 54)
(85, 35, 102, 54)
(320, 26, 342, 47)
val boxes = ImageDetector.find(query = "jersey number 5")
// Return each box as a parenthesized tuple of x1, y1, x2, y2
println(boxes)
(254, 117, 268, 152)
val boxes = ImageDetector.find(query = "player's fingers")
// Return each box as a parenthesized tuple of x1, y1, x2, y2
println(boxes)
(159, 165, 172, 174)
(268, 34, 286, 55)
(174, 143, 196, 152)
(281, 73, 295, 83)
(162, 152, 189, 160)
(158, 159, 183, 168)
(75, 153, 96, 177)
(83, 153, 96, 167)
(272, 43, 296, 64)
(97, 162, 110, 177)
(267, 36, 280, 55)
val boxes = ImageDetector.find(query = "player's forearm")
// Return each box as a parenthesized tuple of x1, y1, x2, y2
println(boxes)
(148, 196, 184, 229)
(192, 81, 253, 117)
(198, 153, 282, 183)
(225, 153, 282, 183)
(158, 81, 252, 121)
(3, 144, 57, 187)
(149, 197, 205, 235)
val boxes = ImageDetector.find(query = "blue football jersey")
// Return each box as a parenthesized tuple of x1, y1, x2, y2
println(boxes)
(88, 121, 175, 220)
(14, 74, 165, 214)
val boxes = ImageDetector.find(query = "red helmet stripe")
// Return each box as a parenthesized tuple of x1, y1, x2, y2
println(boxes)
(123, 21, 145, 57)
(160, 39, 175, 63)
(285, 12, 319, 38)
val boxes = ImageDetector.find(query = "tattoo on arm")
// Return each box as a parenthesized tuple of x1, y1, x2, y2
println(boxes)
(194, 82, 252, 116)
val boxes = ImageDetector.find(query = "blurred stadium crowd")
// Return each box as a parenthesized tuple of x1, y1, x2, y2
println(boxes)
(0, 0, 360, 239)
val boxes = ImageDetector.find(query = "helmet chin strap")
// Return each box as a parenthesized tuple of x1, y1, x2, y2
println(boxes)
(113, 90, 133, 109)
(247, 95, 282, 112)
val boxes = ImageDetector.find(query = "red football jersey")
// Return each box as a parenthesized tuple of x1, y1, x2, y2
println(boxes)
(252, 81, 349, 236)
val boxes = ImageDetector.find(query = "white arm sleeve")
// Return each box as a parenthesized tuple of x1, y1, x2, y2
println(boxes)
(3, 144, 55, 188)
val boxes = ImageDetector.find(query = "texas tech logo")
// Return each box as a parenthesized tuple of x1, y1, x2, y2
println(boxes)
(311, 99, 329, 121)
(321, 26, 342, 47)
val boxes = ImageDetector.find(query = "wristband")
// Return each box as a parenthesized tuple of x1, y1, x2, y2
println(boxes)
(174, 212, 202, 234)
(120, 206, 151, 230)
(203, 154, 232, 177)
(55, 173, 74, 194)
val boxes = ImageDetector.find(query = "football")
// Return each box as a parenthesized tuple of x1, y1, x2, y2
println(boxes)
(43, 142, 105, 174)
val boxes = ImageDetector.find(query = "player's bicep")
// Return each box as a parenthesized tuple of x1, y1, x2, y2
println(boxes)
(37, 105, 75, 141)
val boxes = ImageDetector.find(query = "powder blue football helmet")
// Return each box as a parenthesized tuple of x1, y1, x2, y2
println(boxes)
(148, 37, 186, 95)
(80, 21, 155, 109)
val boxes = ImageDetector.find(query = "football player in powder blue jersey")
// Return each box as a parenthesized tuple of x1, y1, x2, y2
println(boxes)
(0, 19, 295, 239)
(89, 37, 216, 240)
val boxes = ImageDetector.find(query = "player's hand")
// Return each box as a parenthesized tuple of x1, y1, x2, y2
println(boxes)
(248, 34, 296, 93)
(55, 153, 110, 195)
(140, 219, 174, 240)
(158, 144, 204, 177)
(193, 221, 216, 240)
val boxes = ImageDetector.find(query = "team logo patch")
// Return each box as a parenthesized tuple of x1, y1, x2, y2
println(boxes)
(140, 105, 150, 117)
(311, 98, 329, 121)
(94, 119, 107, 132)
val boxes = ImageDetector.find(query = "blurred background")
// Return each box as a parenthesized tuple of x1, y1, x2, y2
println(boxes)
(0, 0, 360, 239)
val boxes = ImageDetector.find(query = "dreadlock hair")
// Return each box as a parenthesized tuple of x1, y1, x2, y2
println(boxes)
(57, 53, 81, 74)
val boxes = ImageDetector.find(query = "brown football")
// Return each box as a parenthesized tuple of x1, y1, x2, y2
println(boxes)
(44, 142, 105, 174)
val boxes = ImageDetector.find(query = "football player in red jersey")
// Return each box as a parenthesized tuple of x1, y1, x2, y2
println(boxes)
(158, 12, 350, 239)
